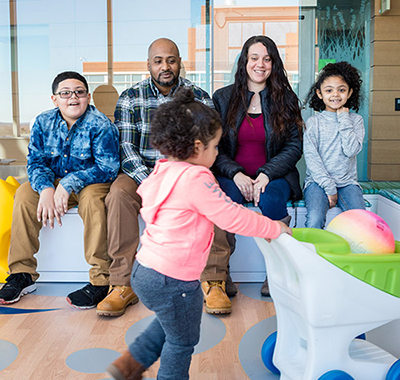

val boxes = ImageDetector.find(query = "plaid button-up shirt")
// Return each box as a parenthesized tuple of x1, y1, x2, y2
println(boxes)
(114, 77, 214, 184)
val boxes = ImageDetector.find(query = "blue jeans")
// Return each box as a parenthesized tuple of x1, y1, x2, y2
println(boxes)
(304, 182, 365, 229)
(215, 175, 291, 220)
(129, 261, 203, 380)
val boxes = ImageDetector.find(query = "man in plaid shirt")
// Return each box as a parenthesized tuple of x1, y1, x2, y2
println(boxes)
(97, 38, 235, 317)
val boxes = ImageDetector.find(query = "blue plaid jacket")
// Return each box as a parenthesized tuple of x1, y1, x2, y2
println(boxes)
(114, 77, 214, 184)
(28, 105, 120, 194)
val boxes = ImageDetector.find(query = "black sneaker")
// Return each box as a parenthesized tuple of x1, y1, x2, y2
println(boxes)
(260, 276, 270, 297)
(66, 283, 109, 309)
(226, 274, 238, 297)
(0, 273, 36, 305)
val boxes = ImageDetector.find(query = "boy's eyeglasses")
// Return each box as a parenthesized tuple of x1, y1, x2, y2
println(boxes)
(55, 90, 88, 99)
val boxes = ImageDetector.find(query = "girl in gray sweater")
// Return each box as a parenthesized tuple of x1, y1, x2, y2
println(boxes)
(303, 62, 365, 229)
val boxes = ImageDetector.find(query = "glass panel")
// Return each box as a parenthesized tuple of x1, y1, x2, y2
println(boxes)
(242, 22, 263, 43)
(316, 0, 370, 180)
(13, 0, 107, 136)
(0, 0, 12, 137)
(228, 23, 241, 47)
(213, 1, 300, 94)
(79, 0, 210, 95)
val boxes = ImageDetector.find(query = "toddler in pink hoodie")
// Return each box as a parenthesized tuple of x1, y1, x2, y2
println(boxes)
(107, 88, 291, 380)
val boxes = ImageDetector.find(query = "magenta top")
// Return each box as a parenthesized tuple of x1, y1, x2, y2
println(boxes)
(234, 113, 267, 176)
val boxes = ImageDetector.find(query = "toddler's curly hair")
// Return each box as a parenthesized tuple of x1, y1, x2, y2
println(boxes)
(306, 61, 363, 112)
(151, 88, 222, 160)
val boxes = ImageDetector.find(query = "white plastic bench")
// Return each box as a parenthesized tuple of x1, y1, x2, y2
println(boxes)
(35, 197, 377, 283)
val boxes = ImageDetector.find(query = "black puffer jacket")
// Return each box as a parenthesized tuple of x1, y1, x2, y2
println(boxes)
(212, 84, 303, 201)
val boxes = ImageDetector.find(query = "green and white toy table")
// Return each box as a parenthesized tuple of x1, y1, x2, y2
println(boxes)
(254, 228, 400, 380)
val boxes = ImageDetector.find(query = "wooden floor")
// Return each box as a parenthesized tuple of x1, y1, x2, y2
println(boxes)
(0, 284, 276, 380)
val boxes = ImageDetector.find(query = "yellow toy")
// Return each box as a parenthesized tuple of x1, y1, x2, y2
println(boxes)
(0, 176, 20, 283)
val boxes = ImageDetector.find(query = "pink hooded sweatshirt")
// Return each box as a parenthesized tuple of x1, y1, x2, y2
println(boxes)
(136, 159, 281, 281)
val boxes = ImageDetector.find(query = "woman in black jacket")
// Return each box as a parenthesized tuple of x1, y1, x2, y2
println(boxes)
(212, 35, 304, 296)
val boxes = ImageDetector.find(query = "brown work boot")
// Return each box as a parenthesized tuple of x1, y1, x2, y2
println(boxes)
(107, 350, 145, 380)
(201, 281, 232, 314)
(97, 286, 138, 317)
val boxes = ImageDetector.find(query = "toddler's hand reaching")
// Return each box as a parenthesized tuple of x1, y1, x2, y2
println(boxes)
(265, 221, 292, 243)
(277, 221, 292, 236)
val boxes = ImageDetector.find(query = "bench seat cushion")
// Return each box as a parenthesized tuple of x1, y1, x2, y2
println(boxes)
(359, 181, 400, 194)
(243, 198, 371, 209)
(378, 189, 400, 205)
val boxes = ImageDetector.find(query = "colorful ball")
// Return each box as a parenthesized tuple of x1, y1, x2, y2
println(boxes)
(326, 209, 395, 254)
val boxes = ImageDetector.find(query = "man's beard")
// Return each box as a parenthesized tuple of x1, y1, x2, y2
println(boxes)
(152, 71, 178, 87)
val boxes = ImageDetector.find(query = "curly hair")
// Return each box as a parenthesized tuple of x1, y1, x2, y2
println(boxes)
(226, 35, 303, 141)
(306, 61, 363, 112)
(151, 88, 222, 160)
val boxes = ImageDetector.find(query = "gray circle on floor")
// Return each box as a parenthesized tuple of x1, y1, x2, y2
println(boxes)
(66, 348, 120, 373)
(238, 316, 279, 380)
(239, 283, 273, 302)
(0, 340, 18, 371)
(125, 312, 226, 355)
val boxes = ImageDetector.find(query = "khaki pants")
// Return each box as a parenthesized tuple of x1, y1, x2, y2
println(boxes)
(106, 173, 231, 286)
(8, 181, 111, 285)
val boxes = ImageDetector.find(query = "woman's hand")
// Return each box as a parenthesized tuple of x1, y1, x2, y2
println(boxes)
(253, 173, 270, 206)
(328, 193, 338, 209)
(37, 187, 61, 229)
(233, 172, 254, 202)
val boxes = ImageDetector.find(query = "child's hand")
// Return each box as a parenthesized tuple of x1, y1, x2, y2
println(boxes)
(277, 221, 292, 236)
(37, 187, 61, 229)
(337, 106, 349, 115)
(328, 193, 338, 208)
(265, 221, 292, 243)
(54, 184, 70, 217)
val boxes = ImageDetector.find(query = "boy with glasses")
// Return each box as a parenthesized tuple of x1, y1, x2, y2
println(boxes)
(0, 71, 120, 309)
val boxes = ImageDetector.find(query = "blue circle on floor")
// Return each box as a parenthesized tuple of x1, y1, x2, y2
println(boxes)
(66, 348, 120, 373)
(125, 312, 226, 355)
(0, 340, 18, 370)
(100, 378, 154, 380)
(238, 316, 279, 380)
(35, 282, 86, 297)
(239, 283, 273, 303)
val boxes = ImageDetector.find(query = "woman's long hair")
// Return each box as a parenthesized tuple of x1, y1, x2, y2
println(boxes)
(226, 35, 303, 140)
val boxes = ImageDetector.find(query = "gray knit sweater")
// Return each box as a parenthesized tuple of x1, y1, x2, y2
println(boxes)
(303, 110, 365, 196)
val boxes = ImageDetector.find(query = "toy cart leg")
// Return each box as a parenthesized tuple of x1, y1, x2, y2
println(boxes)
(273, 304, 309, 376)
(261, 332, 280, 374)
(386, 359, 400, 380)
(303, 326, 354, 379)
(318, 370, 355, 379)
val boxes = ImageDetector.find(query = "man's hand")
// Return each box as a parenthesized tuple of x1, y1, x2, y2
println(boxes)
(37, 187, 61, 228)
